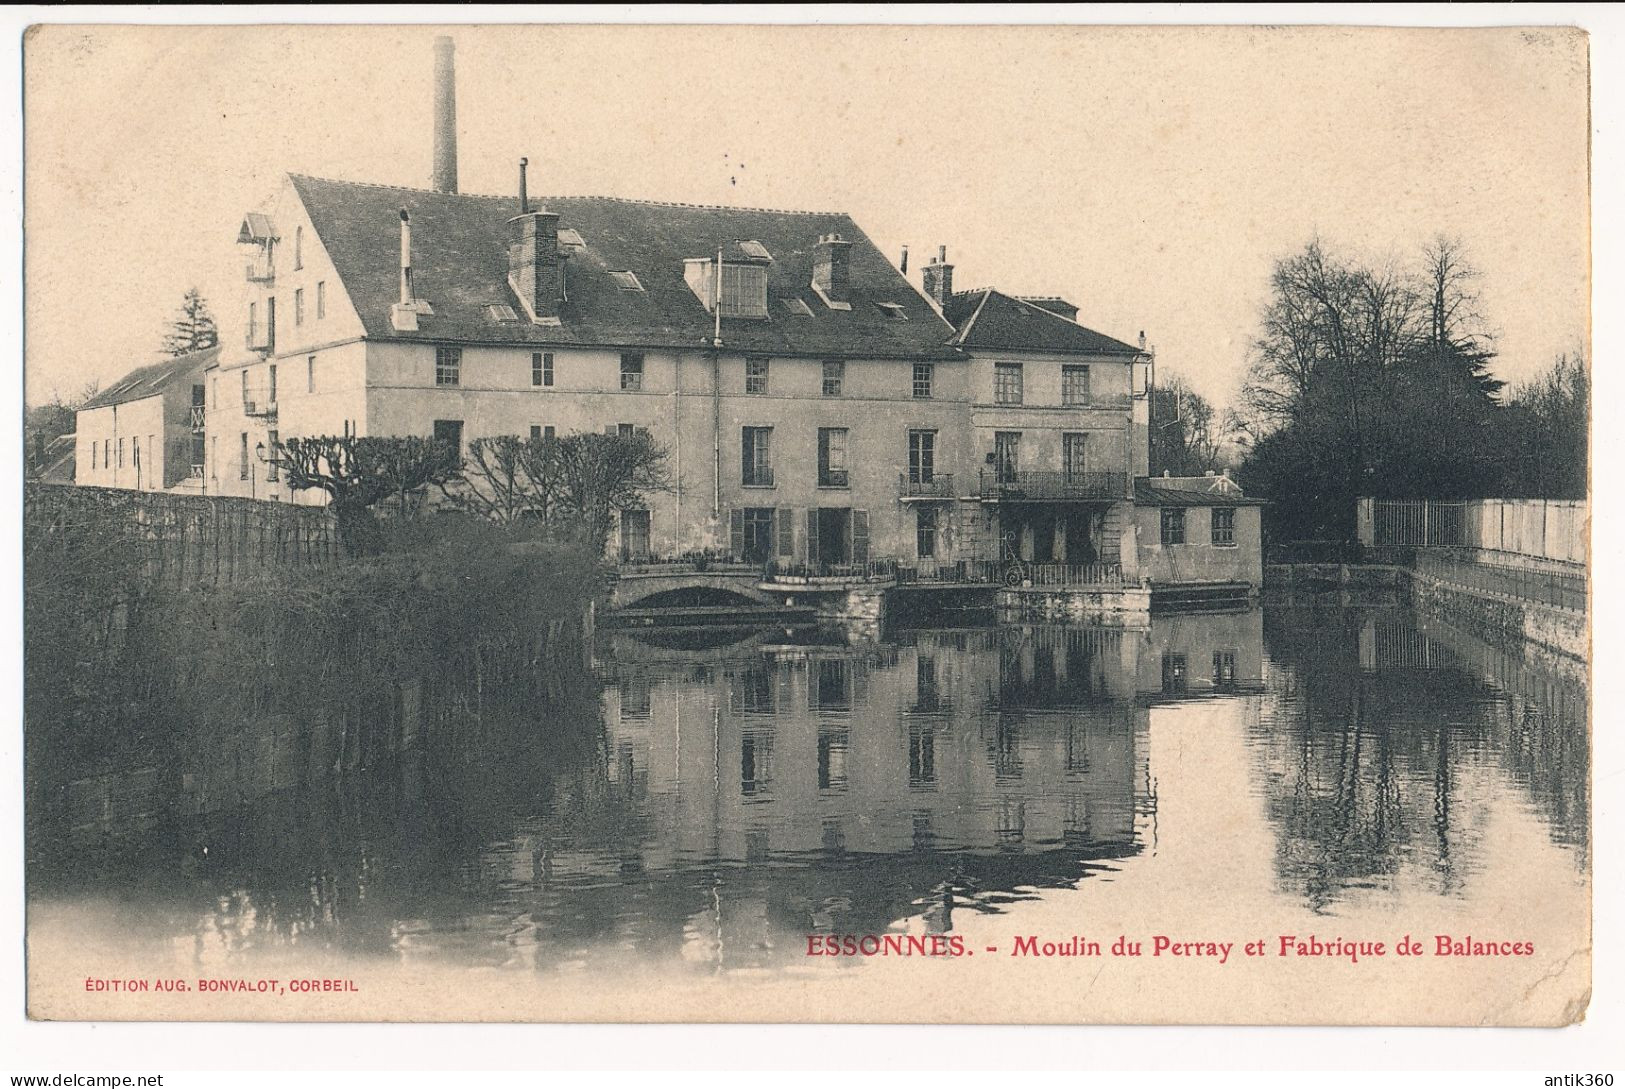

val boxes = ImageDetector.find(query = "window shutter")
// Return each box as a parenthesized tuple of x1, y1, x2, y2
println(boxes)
(852, 510, 870, 564)
(806, 509, 820, 563)
(729, 508, 745, 558)
(777, 507, 795, 557)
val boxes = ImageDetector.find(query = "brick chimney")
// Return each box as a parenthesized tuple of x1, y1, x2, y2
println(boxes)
(811, 233, 853, 308)
(431, 36, 458, 194)
(922, 245, 953, 307)
(509, 210, 564, 323)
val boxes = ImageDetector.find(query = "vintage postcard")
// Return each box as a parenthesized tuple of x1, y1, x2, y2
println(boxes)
(21, 22, 1591, 1025)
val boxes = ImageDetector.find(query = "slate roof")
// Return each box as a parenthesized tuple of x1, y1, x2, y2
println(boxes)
(1134, 475, 1266, 507)
(945, 288, 1141, 356)
(292, 174, 961, 360)
(80, 346, 219, 411)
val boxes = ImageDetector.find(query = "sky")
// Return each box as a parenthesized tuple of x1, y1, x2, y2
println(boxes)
(23, 23, 1590, 412)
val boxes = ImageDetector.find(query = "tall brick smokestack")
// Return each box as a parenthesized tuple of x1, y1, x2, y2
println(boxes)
(432, 36, 458, 194)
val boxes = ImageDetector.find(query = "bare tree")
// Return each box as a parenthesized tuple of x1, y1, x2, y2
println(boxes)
(442, 435, 559, 525)
(549, 431, 672, 552)
(278, 435, 461, 553)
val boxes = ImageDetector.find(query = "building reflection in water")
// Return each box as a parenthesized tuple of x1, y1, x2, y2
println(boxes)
(26, 603, 1587, 980)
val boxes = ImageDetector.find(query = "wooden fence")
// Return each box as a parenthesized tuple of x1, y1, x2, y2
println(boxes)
(1358, 497, 1587, 565)
(25, 483, 341, 588)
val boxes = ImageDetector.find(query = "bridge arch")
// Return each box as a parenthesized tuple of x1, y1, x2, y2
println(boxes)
(609, 571, 779, 611)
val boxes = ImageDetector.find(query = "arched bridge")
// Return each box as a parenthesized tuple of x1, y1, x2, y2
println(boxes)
(610, 567, 781, 612)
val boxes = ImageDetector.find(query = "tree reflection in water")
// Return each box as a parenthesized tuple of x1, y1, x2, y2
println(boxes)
(1254, 605, 1587, 914)
(27, 603, 1586, 978)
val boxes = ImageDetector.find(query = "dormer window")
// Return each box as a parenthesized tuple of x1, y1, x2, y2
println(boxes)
(558, 228, 586, 250)
(738, 239, 772, 261)
(487, 303, 519, 323)
(684, 258, 768, 318)
(610, 270, 645, 292)
(876, 302, 908, 321)
(782, 298, 813, 317)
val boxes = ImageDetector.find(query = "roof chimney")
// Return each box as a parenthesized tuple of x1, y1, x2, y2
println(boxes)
(518, 158, 529, 214)
(811, 233, 853, 309)
(432, 36, 458, 194)
(923, 245, 953, 307)
(392, 209, 420, 331)
(899, 244, 909, 275)
(509, 210, 564, 324)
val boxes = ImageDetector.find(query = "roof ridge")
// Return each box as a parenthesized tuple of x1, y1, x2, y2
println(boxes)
(290, 173, 844, 217)
(1002, 292, 1138, 349)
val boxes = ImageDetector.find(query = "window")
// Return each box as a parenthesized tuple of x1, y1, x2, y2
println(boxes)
(241, 370, 249, 405)
(266, 428, 279, 482)
(745, 356, 769, 395)
(1212, 507, 1236, 546)
(544, 425, 555, 441)
(558, 228, 586, 250)
(1063, 433, 1088, 480)
(907, 429, 936, 484)
(877, 301, 908, 320)
(90, 442, 96, 470)
(916, 506, 939, 559)
(435, 346, 461, 386)
(719, 263, 768, 317)
(741, 507, 775, 562)
(307, 355, 316, 393)
(912, 363, 933, 399)
(818, 427, 849, 487)
(530, 425, 543, 442)
(994, 431, 1021, 482)
(1062, 364, 1091, 406)
(1213, 650, 1237, 690)
(486, 303, 518, 322)
(620, 352, 644, 391)
(247, 301, 257, 345)
(1161, 507, 1186, 546)
(610, 270, 644, 292)
(294, 287, 305, 327)
(738, 239, 772, 260)
(268, 364, 277, 405)
(616, 423, 636, 438)
(1162, 652, 1188, 694)
(239, 432, 249, 480)
(994, 362, 1023, 404)
(209, 435, 216, 479)
(822, 360, 844, 397)
(533, 351, 553, 387)
(316, 281, 326, 319)
(741, 426, 773, 487)
(433, 418, 464, 455)
(781, 297, 813, 317)
(620, 509, 651, 561)
(294, 225, 303, 270)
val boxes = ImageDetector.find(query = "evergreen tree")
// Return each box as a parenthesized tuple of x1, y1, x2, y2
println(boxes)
(160, 288, 219, 356)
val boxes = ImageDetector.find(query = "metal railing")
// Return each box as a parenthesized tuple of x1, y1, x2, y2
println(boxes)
(189, 405, 206, 432)
(894, 559, 1126, 588)
(245, 258, 275, 284)
(980, 470, 1128, 501)
(1414, 549, 1586, 613)
(898, 472, 956, 498)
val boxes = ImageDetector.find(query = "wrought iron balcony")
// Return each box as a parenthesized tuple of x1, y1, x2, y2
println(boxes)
(245, 258, 275, 284)
(979, 469, 1128, 501)
(242, 398, 277, 419)
(189, 405, 206, 432)
(898, 472, 956, 498)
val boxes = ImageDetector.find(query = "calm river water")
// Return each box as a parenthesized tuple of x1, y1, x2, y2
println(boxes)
(26, 603, 1590, 1021)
